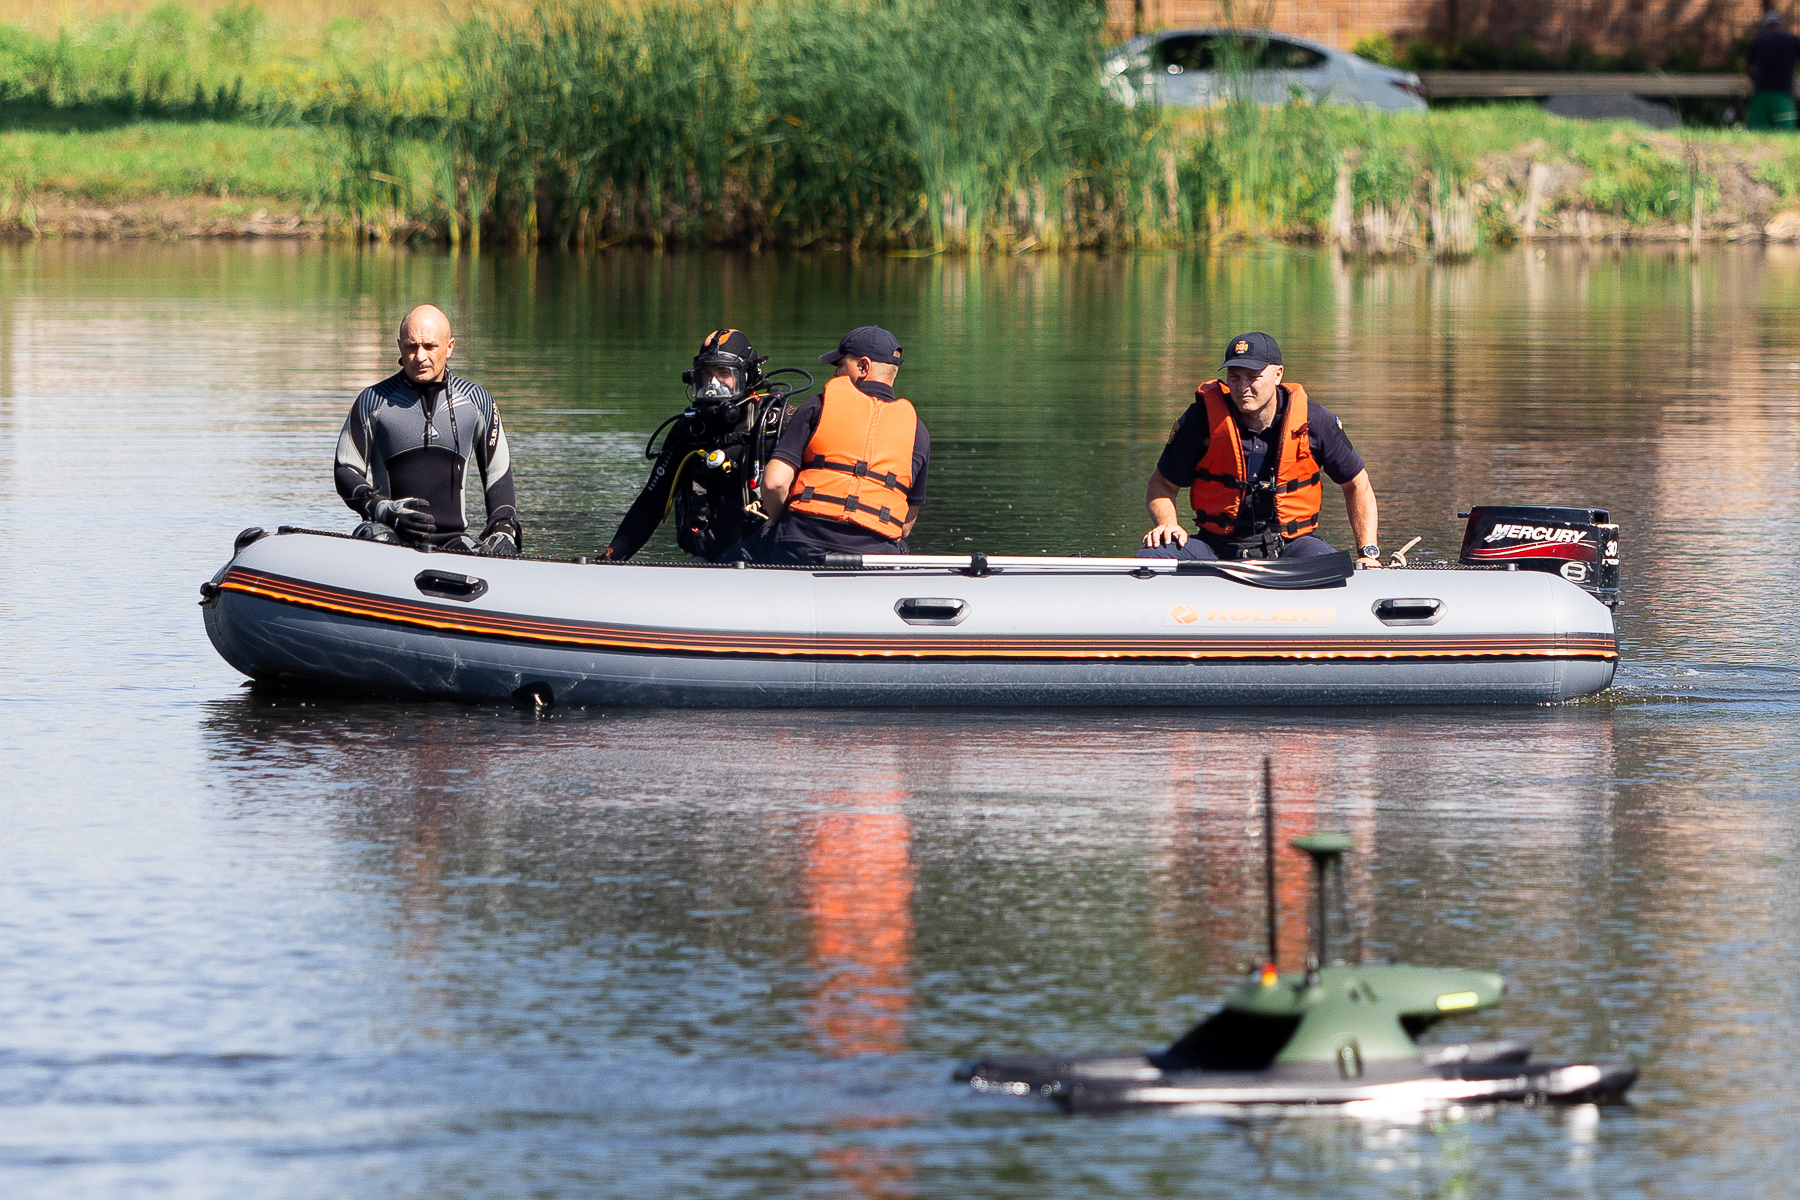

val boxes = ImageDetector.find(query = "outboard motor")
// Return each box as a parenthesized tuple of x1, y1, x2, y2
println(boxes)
(1458, 505, 1620, 606)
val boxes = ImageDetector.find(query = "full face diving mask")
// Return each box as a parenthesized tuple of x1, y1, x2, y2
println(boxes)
(691, 364, 743, 403)
(683, 356, 756, 412)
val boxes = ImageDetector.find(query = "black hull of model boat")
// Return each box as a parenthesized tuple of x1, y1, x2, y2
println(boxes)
(958, 1043, 1635, 1112)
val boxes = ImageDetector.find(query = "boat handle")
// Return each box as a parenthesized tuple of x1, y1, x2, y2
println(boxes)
(895, 597, 968, 626)
(416, 569, 490, 603)
(1372, 597, 1444, 626)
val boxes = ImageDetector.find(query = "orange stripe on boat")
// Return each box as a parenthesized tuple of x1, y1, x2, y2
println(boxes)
(218, 568, 1619, 663)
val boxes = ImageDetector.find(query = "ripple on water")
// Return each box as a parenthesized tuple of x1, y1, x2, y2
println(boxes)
(4, 243, 1800, 1198)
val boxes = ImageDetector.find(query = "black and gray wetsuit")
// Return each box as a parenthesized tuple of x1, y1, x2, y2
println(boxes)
(334, 371, 517, 543)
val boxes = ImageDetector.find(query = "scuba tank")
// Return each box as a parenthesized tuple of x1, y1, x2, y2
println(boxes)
(656, 368, 808, 561)
(670, 395, 791, 559)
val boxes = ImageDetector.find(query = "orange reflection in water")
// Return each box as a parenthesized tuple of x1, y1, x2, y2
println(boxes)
(804, 789, 914, 1057)
(1149, 750, 1362, 976)
(817, 1119, 916, 1200)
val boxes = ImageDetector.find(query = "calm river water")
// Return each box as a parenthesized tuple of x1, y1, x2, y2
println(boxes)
(4, 242, 1800, 1198)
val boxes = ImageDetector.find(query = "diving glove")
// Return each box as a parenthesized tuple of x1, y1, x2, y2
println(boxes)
(478, 510, 521, 557)
(371, 497, 437, 537)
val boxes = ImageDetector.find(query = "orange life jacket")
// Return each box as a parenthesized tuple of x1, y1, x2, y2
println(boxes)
(1187, 380, 1323, 540)
(788, 376, 918, 536)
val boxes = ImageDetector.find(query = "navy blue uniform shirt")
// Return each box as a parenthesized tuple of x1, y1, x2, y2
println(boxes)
(1154, 386, 1364, 538)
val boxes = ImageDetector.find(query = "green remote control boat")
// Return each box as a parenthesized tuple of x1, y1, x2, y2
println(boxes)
(956, 769, 1637, 1115)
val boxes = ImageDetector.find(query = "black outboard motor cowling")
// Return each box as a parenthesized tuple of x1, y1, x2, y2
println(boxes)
(1459, 505, 1620, 606)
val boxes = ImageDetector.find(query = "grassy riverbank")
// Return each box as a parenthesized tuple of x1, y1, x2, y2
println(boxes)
(7, 1, 1800, 251)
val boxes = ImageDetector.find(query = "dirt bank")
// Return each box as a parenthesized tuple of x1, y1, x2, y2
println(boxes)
(0, 196, 325, 240)
(1470, 134, 1800, 245)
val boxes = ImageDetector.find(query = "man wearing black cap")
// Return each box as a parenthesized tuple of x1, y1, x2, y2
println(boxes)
(758, 325, 929, 560)
(1137, 332, 1380, 565)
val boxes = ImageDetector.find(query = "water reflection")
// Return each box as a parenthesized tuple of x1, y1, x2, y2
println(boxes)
(10, 241, 1800, 1196)
(19, 673, 1783, 1194)
(193, 698, 1638, 1053)
(805, 788, 914, 1058)
(817, 1122, 917, 1200)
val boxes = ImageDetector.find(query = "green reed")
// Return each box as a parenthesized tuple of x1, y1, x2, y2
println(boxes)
(4, 2, 1778, 253)
(1176, 100, 1484, 257)
(324, 0, 1174, 250)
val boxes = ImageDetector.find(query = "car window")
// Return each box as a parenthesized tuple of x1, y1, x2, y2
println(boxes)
(1204, 35, 1257, 74)
(1154, 34, 1214, 74)
(1258, 39, 1326, 70)
(1153, 34, 1324, 75)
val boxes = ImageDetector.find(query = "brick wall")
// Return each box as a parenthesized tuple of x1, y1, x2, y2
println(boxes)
(1103, 0, 1790, 62)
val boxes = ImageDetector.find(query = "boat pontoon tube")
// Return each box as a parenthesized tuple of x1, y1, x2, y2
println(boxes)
(201, 530, 1617, 707)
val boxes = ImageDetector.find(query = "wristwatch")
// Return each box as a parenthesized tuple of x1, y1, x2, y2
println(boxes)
(1359, 544, 1381, 559)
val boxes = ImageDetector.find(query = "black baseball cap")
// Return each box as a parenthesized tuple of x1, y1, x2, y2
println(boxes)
(1222, 331, 1281, 371)
(820, 325, 903, 366)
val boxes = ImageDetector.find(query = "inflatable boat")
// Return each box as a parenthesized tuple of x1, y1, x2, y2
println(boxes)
(199, 505, 1619, 708)
(957, 805, 1637, 1114)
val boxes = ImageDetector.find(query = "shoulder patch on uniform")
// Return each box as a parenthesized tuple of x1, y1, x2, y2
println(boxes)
(1166, 415, 1183, 443)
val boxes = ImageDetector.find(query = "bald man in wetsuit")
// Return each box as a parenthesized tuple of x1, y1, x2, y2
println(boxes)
(334, 305, 522, 556)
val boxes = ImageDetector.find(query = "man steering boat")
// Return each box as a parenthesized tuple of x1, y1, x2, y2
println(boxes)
(1136, 332, 1380, 566)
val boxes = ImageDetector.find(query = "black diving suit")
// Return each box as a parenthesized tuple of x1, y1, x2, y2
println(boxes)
(606, 399, 770, 562)
(334, 371, 519, 548)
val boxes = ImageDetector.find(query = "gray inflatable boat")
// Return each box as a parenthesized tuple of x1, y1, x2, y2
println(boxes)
(199, 506, 1619, 708)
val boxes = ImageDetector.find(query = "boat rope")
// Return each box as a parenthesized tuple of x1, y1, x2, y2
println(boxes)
(1387, 536, 1423, 568)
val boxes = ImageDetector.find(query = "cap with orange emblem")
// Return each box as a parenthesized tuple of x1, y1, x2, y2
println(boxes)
(1221, 331, 1281, 371)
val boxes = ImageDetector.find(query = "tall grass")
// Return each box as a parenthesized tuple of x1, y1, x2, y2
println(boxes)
(324, 0, 1173, 251)
(0, 1, 1786, 253)
(1176, 100, 1481, 257)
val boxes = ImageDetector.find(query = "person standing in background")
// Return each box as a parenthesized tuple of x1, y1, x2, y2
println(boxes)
(1746, 12, 1800, 131)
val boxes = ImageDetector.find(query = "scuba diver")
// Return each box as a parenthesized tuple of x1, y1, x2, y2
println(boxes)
(335, 304, 522, 556)
(603, 329, 810, 561)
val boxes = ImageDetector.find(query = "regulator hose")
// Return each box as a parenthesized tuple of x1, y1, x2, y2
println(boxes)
(659, 450, 706, 523)
(644, 411, 683, 460)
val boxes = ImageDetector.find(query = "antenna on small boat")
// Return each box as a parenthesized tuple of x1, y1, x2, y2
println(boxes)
(1261, 758, 1278, 983)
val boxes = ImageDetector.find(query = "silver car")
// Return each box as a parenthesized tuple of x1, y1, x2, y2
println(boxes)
(1106, 28, 1427, 112)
